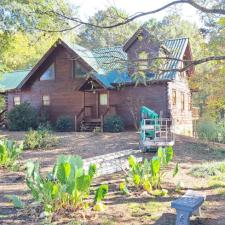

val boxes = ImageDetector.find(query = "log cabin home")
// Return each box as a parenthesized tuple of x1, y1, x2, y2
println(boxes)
(0, 27, 197, 135)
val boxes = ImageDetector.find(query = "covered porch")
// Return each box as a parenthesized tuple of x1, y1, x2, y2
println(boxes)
(75, 77, 117, 132)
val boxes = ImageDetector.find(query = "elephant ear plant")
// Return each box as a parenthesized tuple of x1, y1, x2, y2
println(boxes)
(0, 139, 23, 169)
(25, 155, 108, 215)
(122, 146, 178, 195)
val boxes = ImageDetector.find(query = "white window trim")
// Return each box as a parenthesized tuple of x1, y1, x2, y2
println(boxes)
(13, 96, 21, 106)
(42, 95, 50, 106)
(100, 93, 108, 106)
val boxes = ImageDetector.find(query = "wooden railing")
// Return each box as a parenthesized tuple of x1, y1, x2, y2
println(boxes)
(0, 109, 6, 127)
(75, 108, 85, 132)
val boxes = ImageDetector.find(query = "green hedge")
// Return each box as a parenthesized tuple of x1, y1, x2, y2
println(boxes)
(7, 102, 38, 131)
(56, 115, 74, 132)
(104, 115, 124, 132)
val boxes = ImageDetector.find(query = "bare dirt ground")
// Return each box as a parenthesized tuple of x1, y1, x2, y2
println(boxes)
(0, 131, 225, 225)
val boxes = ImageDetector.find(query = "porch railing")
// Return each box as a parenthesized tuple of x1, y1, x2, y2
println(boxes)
(0, 109, 7, 127)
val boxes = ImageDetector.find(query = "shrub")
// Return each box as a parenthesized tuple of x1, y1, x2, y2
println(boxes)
(25, 155, 108, 214)
(197, 119, 225, 143)
(23, 129, 57, 150)
(0, 139, 23, 168)
(104, 115, 124, 132)
(55, 115, 74, 132)
(190, 161, 225, 178)
(7, 102, 38, 131)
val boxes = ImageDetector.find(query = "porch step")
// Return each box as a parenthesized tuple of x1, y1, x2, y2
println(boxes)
(80, 120, 101, 132)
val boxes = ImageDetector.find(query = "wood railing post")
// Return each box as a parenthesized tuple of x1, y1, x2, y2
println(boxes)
(75, 115, 77, 132)
(101, 115, 104, 132)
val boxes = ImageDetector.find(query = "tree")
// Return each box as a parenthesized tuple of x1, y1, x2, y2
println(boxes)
(78, 7, 139, 49)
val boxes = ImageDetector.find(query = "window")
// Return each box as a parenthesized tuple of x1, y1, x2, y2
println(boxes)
(73, 61, 87, 78)
(138, 51, 148, 71)
(181, 93, 185, 110)
(13, 96, 20, 105)
(40, 64, 55, 80)
(100, 93, 108, 106)
(172, 90, 176, 106)
(42, 95, 50, 106)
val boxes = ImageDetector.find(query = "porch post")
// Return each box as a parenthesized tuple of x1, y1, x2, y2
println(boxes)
(96, 92, 99, 118)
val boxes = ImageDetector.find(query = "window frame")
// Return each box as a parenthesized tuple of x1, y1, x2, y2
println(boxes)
(40, 63, 55, 81)
(172, 89, 176, 106)
(99, 93, 108, 106)
(137, 51, 149, 71)
(73, 61, 88, 78)
(42, 95, 50, 106)
(13, 96, 21, 106)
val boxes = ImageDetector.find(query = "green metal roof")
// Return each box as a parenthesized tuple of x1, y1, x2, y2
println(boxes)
(0, 69, 31, 92)
(0, 37, 189, 91)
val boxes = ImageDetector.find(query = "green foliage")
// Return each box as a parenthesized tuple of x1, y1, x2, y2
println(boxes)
(126, 147, 176, 193)
(78, 7, 139, 49)
(23, 129, 57, 150)
(93, 184, 108, 211)
(197, 119, 225, 143)
(7, 102, 38, 131)
(119, 182, 129, 195)
(5, 195, 25, 209)
(104, 115, 124, 133)
(0, 139, 23, 168)
(190, 161, 225, 178)
(25, 155, 108, 214)
(56, 115, 74, 132)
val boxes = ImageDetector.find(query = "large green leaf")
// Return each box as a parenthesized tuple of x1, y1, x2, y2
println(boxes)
(151, 156, 161, 176)
(94, 184, 108, 204)
(77, 175, 91, 193)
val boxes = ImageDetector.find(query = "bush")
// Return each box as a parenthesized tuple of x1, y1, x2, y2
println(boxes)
(23, 129, 57, 150)
(197, 119, 225, 143)
(7, 102, 38, 131)
(190, 161, 225, 178)
(104, 115, 124, 132)
(55, 115, 74, 132)
(196, 120, 218, 142)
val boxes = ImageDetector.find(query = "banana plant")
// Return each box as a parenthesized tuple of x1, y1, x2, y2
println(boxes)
(0, 139, 23, 168)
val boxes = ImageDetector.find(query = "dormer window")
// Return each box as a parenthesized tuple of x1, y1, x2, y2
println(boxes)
(40, 64, 55, 81)
(138, 51, 148, 71)
(73, 61, 87, 78)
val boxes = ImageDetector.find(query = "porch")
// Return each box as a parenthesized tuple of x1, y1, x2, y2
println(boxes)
(75, 78, 117, 132)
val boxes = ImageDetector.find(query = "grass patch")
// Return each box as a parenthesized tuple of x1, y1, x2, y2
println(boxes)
(129, 201, 167, 221)
(190, 161, 225, 178)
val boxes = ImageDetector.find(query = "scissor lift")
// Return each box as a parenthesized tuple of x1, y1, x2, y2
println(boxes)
(139, 106, 175, 151)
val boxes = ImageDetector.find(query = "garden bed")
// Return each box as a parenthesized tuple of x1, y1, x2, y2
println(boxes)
(0, 132, 225, 224)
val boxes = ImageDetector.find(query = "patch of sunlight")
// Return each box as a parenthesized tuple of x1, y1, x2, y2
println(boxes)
(190, 161, 225, 178)
(129, 201, 168, 221)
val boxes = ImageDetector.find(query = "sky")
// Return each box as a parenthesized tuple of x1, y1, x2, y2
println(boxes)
(69, 0, 202, 26)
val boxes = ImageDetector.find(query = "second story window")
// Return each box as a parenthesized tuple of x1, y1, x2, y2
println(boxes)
(40, 64, 55, 81)
(42, 95, 50, 106)
(172, 89, 176, 106)
(181, 93, 185, 111)
(137, 51, 148, 71)
(13, 96, 21, 106)
(73, 61, 87, 78)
